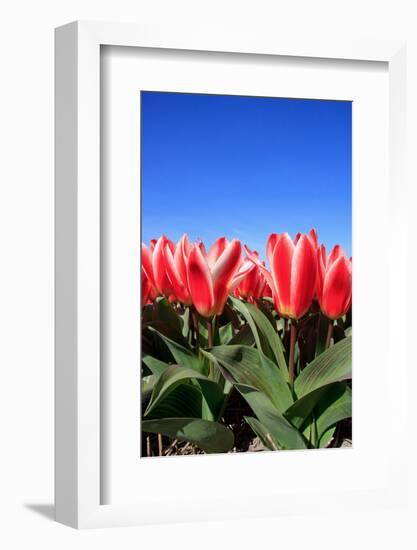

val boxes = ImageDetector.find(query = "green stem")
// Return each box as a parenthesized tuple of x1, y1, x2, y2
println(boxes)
(192, 310, 200, 352)
(325, 322, 334, 349)
(207, 318, 214, 348)
(288, 322, 297, 385)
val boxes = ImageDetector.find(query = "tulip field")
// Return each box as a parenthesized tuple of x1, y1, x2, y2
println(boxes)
(141, 229, 352, 456)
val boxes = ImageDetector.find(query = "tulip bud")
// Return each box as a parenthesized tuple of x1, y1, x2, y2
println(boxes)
(317, 244, 352, 320)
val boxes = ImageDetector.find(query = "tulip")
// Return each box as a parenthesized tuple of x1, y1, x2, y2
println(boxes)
(151, 236, 176, 297)
(142, 267, 157, 305)
(142, 242, 158, 300)
(316, 244, 352, 320)
(246, 232, 317, 320)
(163, 234, 193, 306)
(186, 238, 252, 317)
(234, 249, 266, 301)
(295, 228, 318, 250)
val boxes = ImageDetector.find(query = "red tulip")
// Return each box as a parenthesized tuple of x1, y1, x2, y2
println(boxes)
(163, 234, 193, 306)
(295, 228, 318, 250)
(142, 267, 157, 305)
(246, 232, 317, 319)
(234, 249, 266, 301)
(142, 242, 158, 301)
(316, 244, 352, 320)
(186, 238, 251, 317)
(150, 236, 177, 297)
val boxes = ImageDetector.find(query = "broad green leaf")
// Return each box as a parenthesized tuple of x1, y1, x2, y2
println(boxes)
(295, 335, 352, 399)
(230, 297, 288, 378)
(145, 383, 203, 419)
(244, 416, 280, 451)
(236, 384, 307, 450)
(199, 349, 234, 398)
(318, 426, 336, 448)
(142, 418, 234, 454)
(148, 327, 206, 374)
(144, 320, 191, 351)
(142, 374, 157, 397)
(219, 322, 234, 344)
(198, 378, 226, 421)
(142, 355, 169, 376)
(204, 345, 293, 413)
(229, 323, 255, 346)
(145, 364, 224, 420)
(315, 383, 352, 441)
(286, 382, 352, 445)
(284, 385, 331, 430)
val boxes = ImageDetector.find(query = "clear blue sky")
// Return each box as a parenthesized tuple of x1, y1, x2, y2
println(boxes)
(141, 92, 352, 259)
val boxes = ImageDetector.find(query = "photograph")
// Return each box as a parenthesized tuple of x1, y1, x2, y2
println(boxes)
(140, 91, 352, 457)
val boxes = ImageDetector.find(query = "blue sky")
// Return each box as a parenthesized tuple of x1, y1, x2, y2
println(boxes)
(141, 92, 352, 259)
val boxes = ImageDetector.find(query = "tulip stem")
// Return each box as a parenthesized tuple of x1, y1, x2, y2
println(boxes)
(192, 310, 200, 352)
(207, 318, 214, 348)
(288, 323, 297, 386)
(325, 322, 334, 349)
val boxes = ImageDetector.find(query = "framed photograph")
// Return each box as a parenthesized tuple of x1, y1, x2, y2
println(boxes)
(55, 21, 408, 528)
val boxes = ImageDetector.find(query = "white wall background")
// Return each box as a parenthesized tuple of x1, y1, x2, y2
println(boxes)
(0, 1, 416, 548)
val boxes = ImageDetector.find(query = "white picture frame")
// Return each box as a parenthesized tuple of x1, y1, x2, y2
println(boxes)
(55, 21, 407, 529)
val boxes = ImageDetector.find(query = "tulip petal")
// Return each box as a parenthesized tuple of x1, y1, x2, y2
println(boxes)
(207, 237, 228, 269)
(309, 228, 318, 249)
(316, 244, 327, 300)
(212, 239, 242, 314)
(198, 240, 207, 257)
(152, 236, 174, 296)
(290, 235, 316, 319)
(266, 233, 280, 267)
(187, 245, 215, 317)
(244, 244, 275, 291)
(142, 268, 151, 304)
(271, 233, 294, 316)
(328, 244, 345, 267)
(230, 260, 256, 292)
(164, 243, 191, 305)
(174, 234, 191, 292)
(321, 256, 352, 320)
(142, 243, 156, 289)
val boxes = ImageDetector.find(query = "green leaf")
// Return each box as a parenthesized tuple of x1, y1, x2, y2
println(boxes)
(142, 374, 158, 397)
(229, 297, 288, 378)
(145, 364, 224, 420)
(315, 383, 352, 441)
(236, 384, 307, 450)
(244, 416, 280, 451)
(318, 426, 336, 448)
(204, 345, 293, 413)
(142, 355, 169, 376)
(142, 418, 234, 454)
(145, 383, 203, 419)
(229, 323, 255, 346)
(148, 327, 206, 374)
(284, 385, 332, 430)
(294, 335, 352, 399)
(219, 322, 234, 344)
